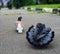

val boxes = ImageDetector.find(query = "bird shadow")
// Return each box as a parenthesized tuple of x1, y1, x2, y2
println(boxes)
(27, 43, 55, 50)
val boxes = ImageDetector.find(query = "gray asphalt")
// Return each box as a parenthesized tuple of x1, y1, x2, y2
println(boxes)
(0, 12, 60, 54)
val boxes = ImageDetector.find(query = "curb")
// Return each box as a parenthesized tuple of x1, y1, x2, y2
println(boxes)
(23, 7, 60, 14)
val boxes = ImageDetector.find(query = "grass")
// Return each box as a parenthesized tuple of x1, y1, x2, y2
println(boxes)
(25, 4, 60, 8)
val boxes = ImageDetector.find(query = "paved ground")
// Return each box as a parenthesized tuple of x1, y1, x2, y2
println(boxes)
(0, 10, 60, 54)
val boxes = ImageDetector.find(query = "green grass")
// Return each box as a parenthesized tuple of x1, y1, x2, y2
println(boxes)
(25, 4, 60, 8)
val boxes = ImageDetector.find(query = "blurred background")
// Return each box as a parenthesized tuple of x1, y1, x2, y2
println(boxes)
(0, 0, 60, 9)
